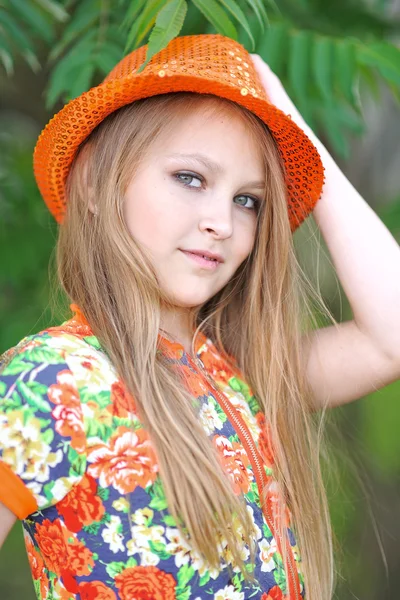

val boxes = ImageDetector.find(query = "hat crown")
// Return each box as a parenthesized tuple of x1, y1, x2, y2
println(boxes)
(103, 34, 267, 101)
(33, 33, 323, 229)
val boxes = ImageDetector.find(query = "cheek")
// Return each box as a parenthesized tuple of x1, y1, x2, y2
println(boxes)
(124, 185, 175, 245)
(235, 223, 257, 261)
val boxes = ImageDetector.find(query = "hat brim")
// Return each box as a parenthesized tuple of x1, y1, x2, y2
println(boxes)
(33, 71, 324, 230)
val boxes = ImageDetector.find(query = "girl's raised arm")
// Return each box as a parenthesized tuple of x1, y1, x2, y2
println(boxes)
(251, 54, 400, 409)
(0, 501, 16, 548)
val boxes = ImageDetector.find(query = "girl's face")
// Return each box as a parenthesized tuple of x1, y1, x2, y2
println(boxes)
(124, 103, 265, 309)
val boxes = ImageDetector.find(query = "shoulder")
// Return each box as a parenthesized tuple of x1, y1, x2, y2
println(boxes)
(0, 322, 125, 516)
(1, 321, 116, 384)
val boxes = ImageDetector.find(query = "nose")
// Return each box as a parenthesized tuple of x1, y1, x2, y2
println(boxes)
(198, 198, 234, 239)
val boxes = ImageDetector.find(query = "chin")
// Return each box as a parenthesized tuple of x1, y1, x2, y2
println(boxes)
(165, 290, 216, 308)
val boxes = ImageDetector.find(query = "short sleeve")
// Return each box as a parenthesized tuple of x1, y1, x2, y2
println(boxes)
(0, 336, 87, 519)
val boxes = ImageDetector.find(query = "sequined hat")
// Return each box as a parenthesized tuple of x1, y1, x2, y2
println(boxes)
(33, 33, 324, 231)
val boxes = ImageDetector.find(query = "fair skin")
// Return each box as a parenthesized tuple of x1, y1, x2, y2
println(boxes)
(2, 55, 400, 540)
(124, 104, 264, 351)
(125, 61, 400, 411)
(251, 54, 400, 409)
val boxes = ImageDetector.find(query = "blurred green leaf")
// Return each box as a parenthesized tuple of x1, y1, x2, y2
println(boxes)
(312, 35, 334, 100)
(140, 0, 187, 71)
(335, 39, 358, 105)
(218, 0, 255, 49)
(288, 30, 311, 119)
(35, 0, 69, 22)
(192, 0, 237, 39)
(256, 22, 288, 75)
(46, 30, 97, 107)
(357, 41, 400, 86)
(361, 380, 400, 477)
(48, 0, 100, 61)
(124, 0, 167, 52)
(244, 0, 268, 31)
(8, 0, 54, 43)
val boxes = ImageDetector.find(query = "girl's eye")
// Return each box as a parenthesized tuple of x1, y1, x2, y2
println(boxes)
(174, 172, 260, 211)
(174, 172, 203, 188)
(234, 195, 260, 211)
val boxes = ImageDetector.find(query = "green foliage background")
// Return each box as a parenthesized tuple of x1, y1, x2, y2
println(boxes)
(1, 0, 400, 598)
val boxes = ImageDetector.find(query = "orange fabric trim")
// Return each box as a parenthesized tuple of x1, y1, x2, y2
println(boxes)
(0, 461, 38, 519)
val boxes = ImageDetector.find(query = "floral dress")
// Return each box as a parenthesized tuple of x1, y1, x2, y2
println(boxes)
(0, 307, 305, 600)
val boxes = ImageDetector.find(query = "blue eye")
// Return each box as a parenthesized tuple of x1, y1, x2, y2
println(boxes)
(174, 172, 203, 188)
(174, 171, 260, 211)
(235, 195, 260, 211)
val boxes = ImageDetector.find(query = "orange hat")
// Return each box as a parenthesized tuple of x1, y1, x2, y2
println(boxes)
(33, 33, 324, 231)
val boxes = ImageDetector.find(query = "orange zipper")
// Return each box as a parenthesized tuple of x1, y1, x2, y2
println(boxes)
(185, 352, 301, 600)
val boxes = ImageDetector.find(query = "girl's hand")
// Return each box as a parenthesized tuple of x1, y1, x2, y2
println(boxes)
(250, 53, 336, 171)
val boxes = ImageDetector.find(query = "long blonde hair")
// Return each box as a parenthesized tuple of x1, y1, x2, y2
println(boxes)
(58, 92, 336, 599)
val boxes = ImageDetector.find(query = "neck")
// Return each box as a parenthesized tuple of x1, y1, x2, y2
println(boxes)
(159, 306, 197, 355)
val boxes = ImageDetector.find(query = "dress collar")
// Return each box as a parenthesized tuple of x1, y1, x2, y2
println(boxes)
(69, 304, 208, 359)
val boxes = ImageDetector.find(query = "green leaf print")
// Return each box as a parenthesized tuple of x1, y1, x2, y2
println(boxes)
(97, 486, 110, 501)
(42, 428, 54, 444)
(126, 556, 138, 568)
(148, 540, 170, 560)
(27, 346, 67, 365)
(149, 479, 168, 511)
(83, 521, 103, 535)
(273, 565, 287, 594)
(177, 563, 195, 588)
(43, 480, 56, 501)
(228, 376, 249, 399)
(80, 387, 111, 409)
(29, 380, 51, 396)
(83, 335, 102, 350)
(83, 512, 111, 534)
(3, 358, 35, 376)
(228, 377, 242, 393)
(162, 514, 177, 527)
(0, 381, 6, 395)
(106, 561, 126, 578)
(248, 395, 261, 417)
(176, 587, 191, 600)
(198, 571, 210, 586)
(262, 522, 272, 538)
(232, 573, 243, 590)
(68, 446, 86, 477)
(16, 380, 52, 412)
(86, 418, 114, 442)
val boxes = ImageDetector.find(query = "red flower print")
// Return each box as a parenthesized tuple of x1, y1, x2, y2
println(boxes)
(57, 474, 105, 532)
(115, 566, 176, 600)
(261, 585, 285, 599)
(198, 350, 236, 384)
(87, 427, 158, 494)
(35, 518, 94, 592)
(66, 538, 95, 576)
(47, 370, 85, 453)
(108, 380, 136, 417)
(266, 480, 291, 528)
(256, 412, 275, 467)
(26, 540, 49, 598)
(179, 364, 209, 396)
(213, 435, 252, 494)
(79, 581, 117, 600)
(35, 519, 68, 576)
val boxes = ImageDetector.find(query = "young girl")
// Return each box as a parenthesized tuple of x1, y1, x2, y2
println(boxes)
(1, 34, 399, 600)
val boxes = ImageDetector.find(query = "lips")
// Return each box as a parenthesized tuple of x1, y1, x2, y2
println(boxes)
(180, 250, 222, 269)
(180, 249, 224, 263)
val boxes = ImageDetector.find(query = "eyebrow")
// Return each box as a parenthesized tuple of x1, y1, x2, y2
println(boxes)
(166, 152, 266, 190)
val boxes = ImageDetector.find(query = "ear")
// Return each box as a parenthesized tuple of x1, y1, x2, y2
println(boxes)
(88, 198, 97, 216)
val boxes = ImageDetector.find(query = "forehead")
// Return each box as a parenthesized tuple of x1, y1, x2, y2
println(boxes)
(147, 99, 264, 169)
